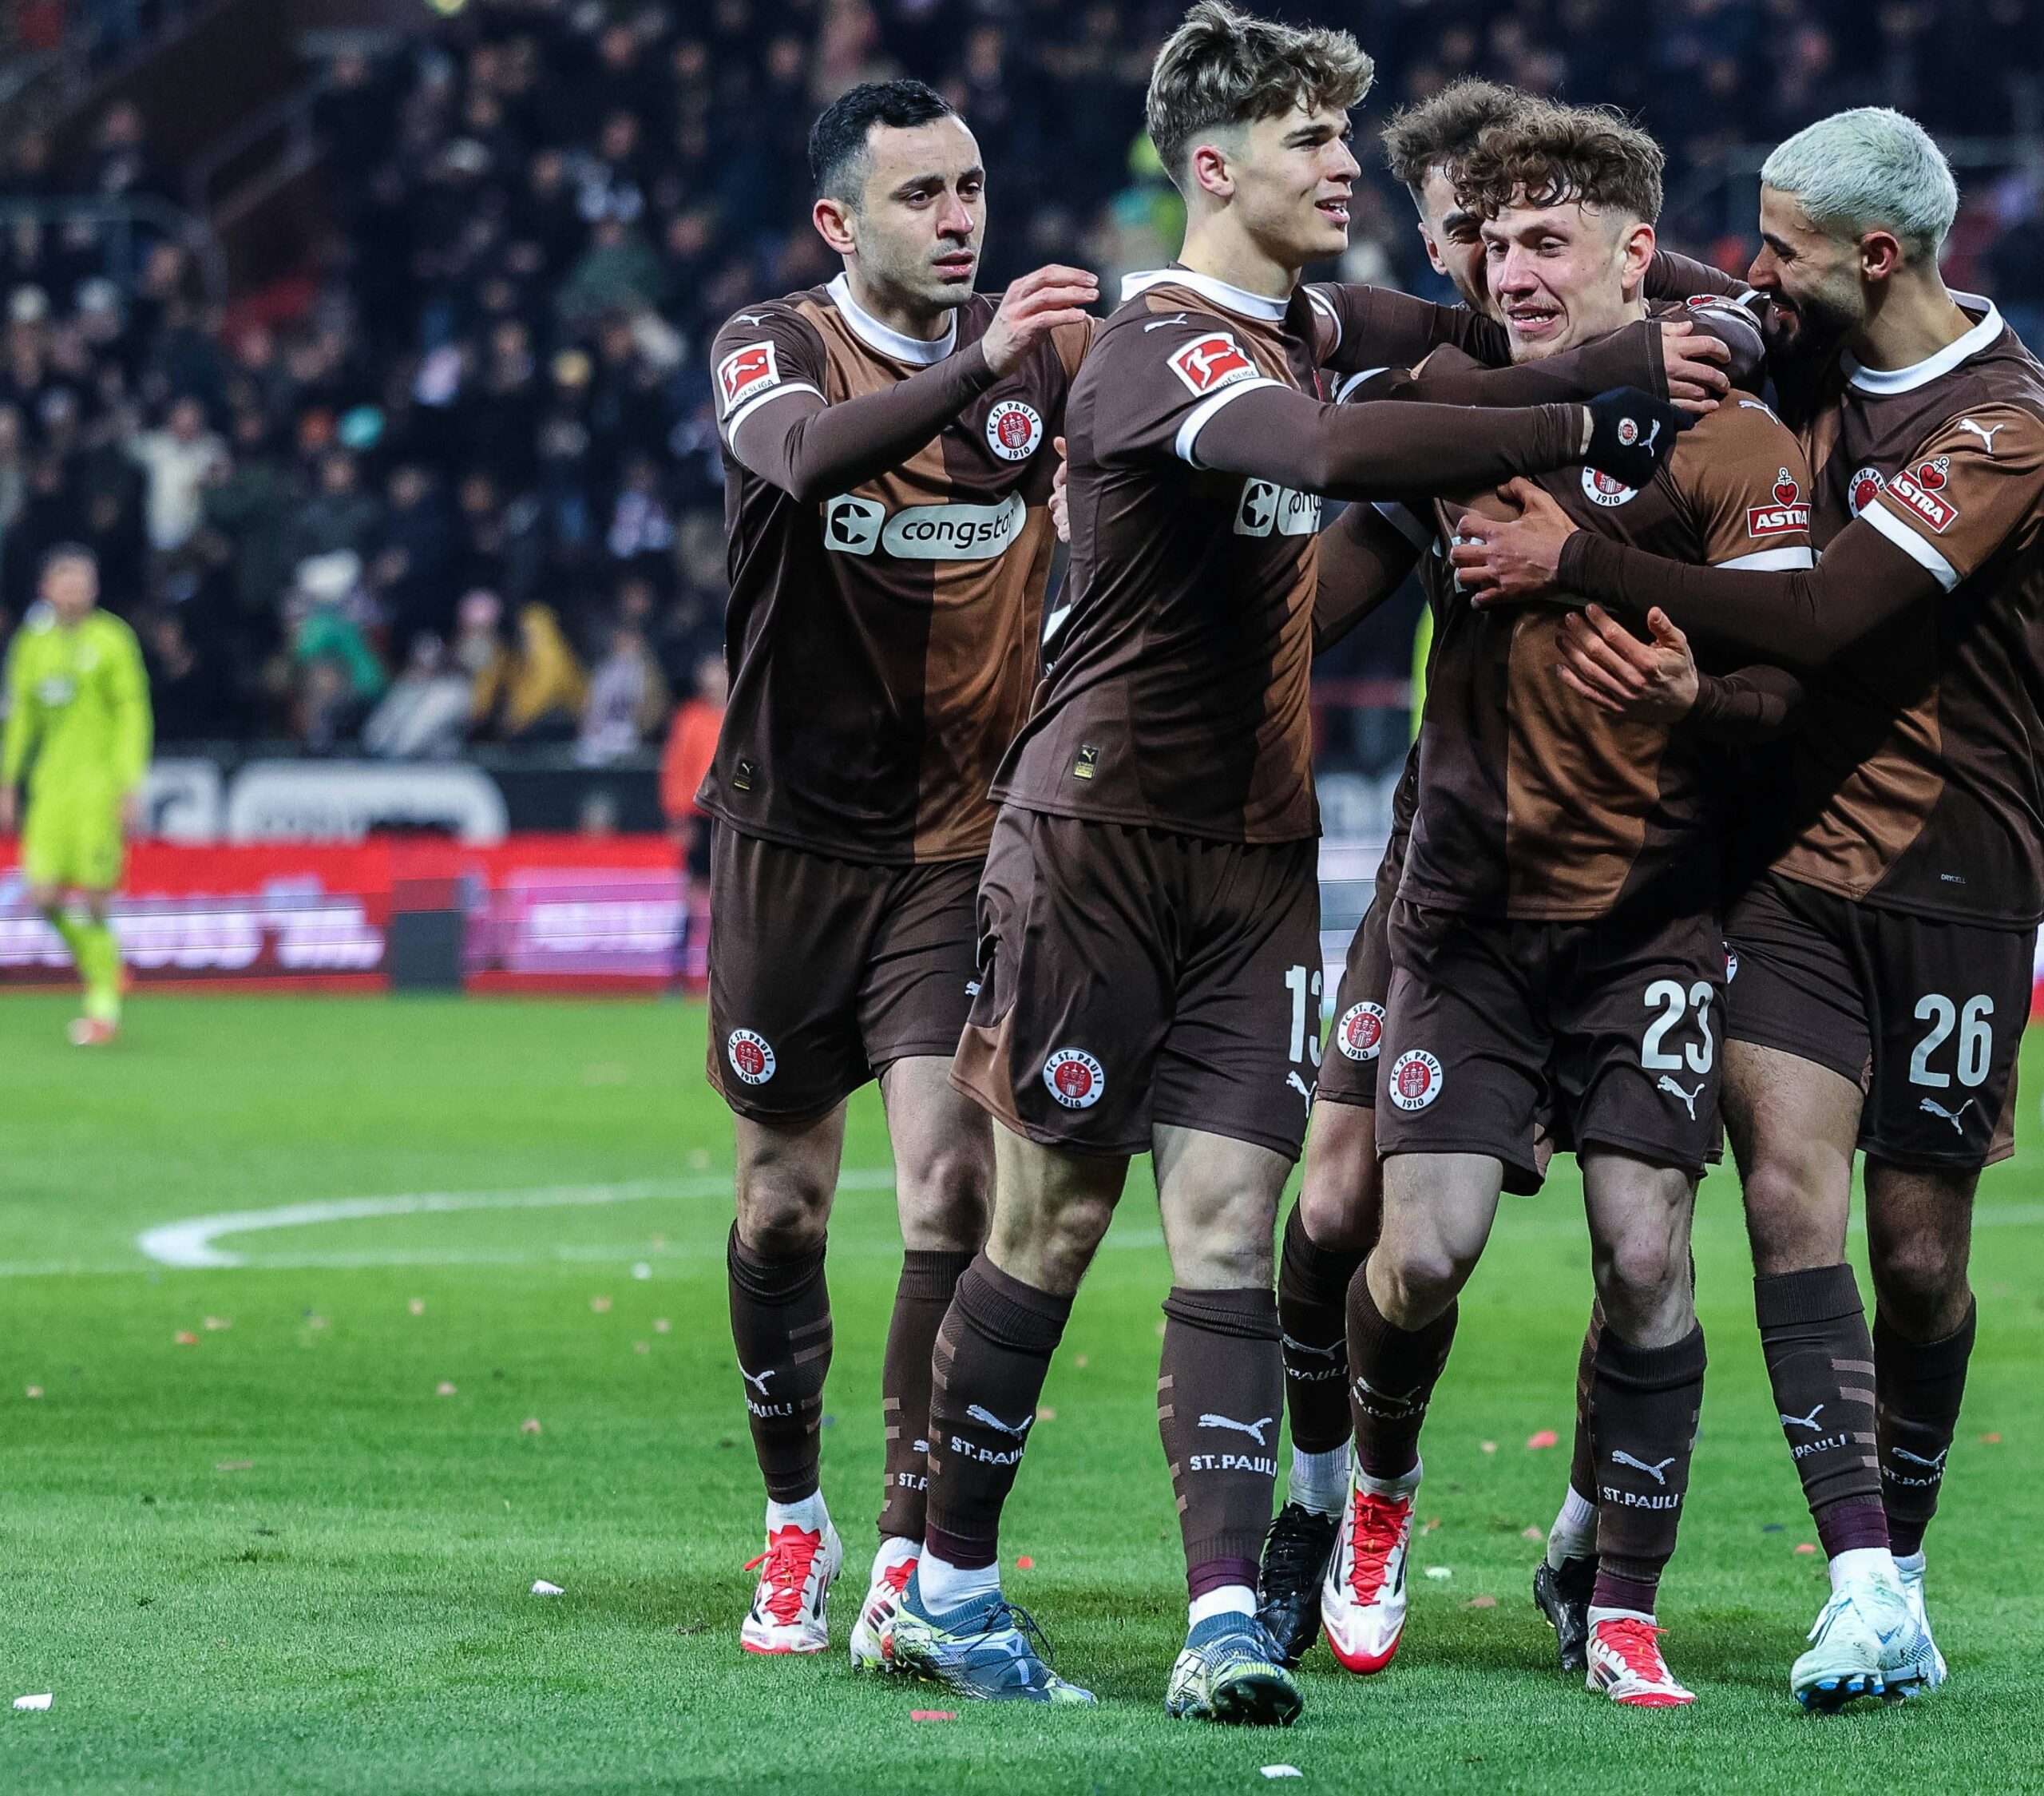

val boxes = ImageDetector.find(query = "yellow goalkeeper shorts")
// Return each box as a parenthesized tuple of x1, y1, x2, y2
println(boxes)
(20, 792, 125, 892)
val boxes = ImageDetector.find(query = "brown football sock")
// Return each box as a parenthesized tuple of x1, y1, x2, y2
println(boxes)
(922, 1255, 1072, 1571)
(1875, 1298, 1976, 1558)
(1159, 1286, 1285, 1598)
(1568, 1302, 1606, 1507)
(1346, 1269, 1457, 1481)
(877, 1248, 975, 1543)
(1590, 1323, 1706, 1614)
(1277, 1207, 1366, 1456)
(1755, 1265, 1888, 1557)
(727, 1225, 832, 1505)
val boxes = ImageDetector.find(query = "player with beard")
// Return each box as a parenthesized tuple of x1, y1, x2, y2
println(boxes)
(706, 80, 1100, 1664)
(885, 6, 1686, 1718)
(1454, 107, 2044, 1710)
(1257, 78, 1742, 1667)
(1307, 106, 1815, 1708)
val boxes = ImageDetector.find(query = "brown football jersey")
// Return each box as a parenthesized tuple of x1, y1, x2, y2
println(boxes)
(705, 276, 1091, 864)
(1766, 300, 2044, 924)
(991, 271, 1330, 843)
(1400, 341, 1815, 922)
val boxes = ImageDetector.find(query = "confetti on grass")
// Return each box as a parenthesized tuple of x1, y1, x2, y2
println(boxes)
(1016, 1556, 1035, 1570)
(13, 1694, 52, 1711)
(590, 1298, 612, 1314)
(216, 1461, 253, 1473)
(1521, 1527, 1543, 1541)
(521, 1418, 543, 1435)
(24, 1387, 42, 1399)
(409, 1299, 426, 1316)
(1526, 1429, 1559, 1450)
(532, 1580, 564, 1596)
(654, 1318, 671, 1334)
(436, 1382, 458, 1397)
(1262, 1766, 1303, 1780)
(911, 1711, 956, 1722)
(1466, 1596, 1497, 1609)
(1794, 1543, 1817, 1554)
(1981, 1432, 2003, 1444)
(174, 1332, 198, 1346)
(1424, 1566, 1452, 1581)
(1481, 1441, 1497, 1454)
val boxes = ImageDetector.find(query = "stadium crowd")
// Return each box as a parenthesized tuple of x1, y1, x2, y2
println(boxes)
(0, 0, 2041, 755)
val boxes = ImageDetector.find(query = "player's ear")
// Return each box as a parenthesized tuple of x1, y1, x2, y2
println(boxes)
(1418, 221, 1450, 280)
(1187, 140, 1235, 204)
(812, 195, 858, 260)
(1857, 227, 1906, 283)
(1619, 220, 1655, 294)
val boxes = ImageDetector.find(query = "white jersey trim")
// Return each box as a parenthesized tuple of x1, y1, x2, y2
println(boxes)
(1714, 545, 1816, 571)
(1304, 284, 1340, 349)
(1336, 367, 1391, 402)
(723, 380, 822, 449)
(1843, 295, 2002, 395)
(1175, 377, 1282, 466)
(1861, 499, 1961, 592)
(1122, 267, 1289, 323)
(826, 273, 957, 365)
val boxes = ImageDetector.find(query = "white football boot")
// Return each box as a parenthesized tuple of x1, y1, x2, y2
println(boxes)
(849, 1540, 918, 1671)
(1791, 1566, 1932, 1710)
(1318, 1457, 1418, 1675)
(740, 1518, 843, 1655)
(1585, 1610, 1696, 1707)
(1894, 1553, 1948, 1693)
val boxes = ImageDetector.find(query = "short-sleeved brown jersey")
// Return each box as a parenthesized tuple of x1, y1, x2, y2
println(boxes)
(1400, 333, 1814, 922)
(705, 276, 1090, 864)
(1766, 301, 2044, 924)
(991, 270, 1329, 843)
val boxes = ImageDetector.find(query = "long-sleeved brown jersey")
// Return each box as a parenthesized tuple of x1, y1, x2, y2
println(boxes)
(705, 276, 1091, 864)
(1562, 296, 2044, 926)
(1398, 335, 1814, 922)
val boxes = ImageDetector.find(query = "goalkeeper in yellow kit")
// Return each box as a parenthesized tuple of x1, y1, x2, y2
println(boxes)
(1, 545, 152, 1045)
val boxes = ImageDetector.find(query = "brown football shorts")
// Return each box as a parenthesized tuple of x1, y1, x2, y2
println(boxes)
(951, 806, 1323, 1160)
(1725, 870, 2030, 1170)
(705, 822, 980, 1123)
(1375, 898, 1728, 1191)
(1318, 833, 1404, 1108)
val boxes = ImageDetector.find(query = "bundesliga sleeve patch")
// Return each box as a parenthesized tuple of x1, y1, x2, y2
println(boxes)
(1167, 331, 1258, 397)
(1885, 458, 1960, 533)
(716, 342, 782, 415)
(1747, 467, 1811, 537)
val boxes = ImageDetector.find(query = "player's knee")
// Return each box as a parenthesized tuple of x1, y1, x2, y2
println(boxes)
(1374, 1235, 1467, 1323)
(735, 1168, 832, 1255)
(1739, 1152, 1840, 1272)
(898, 1145, 992, 1252)
(1869, 1230, 1968, 1335)
(1592, 1230, 1686, 1329)
(1297, 1124, 1380, 1251)
(1005, 1191, 1115, 1289)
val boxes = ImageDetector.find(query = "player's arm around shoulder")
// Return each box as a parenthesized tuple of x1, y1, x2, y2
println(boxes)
(1673, 394, 1816, 572)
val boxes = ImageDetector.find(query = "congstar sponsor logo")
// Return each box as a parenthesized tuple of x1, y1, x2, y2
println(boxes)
(823, 493, 1027, 561)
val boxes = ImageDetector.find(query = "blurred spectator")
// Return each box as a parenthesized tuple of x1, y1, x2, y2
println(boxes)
(577, 605, 671, 764)
(475, 601, 584, 742)
(284, 450, 382, 569)
(144, 609, 240, 742)
(363, 632, 473, 759)
(660, 650, 727, 990)
(127, 394, 224, 553)
(286, 550, 386, 752)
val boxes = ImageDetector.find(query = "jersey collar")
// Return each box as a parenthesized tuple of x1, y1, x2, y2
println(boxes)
(1842, 293, 2002, 395)
(1121, 267, 1289, 323)
(826, 273, 957, 366)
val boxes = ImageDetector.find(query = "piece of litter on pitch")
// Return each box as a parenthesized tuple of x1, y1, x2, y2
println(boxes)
(654, 1318, 671, 1334)
(203, 1317, 232, 1331)
(1016, 1556, 1035, 1570)
(1793, 1542, 1817, 1554)
(1762, 1523, 1785, 1533)
(1424, 1566, 1452, 1580)
(216, 1460, 253, 1473)
(1480, 1441, 1497, 1454)
(911, 1710, 956, 1722)
(1521, 1526, 1543, 1541)
(25, 1386, 42, 1399)
(1074, 1354, 1088, 1368)
(1466, 1596, 1497, 1609)
(521, 1418, 542, 1434)
(531, 1580, 564, 1596)
(408, 1298, 426, 1316)
(13, 1694, 51, 1711)
(590, 1297, 612, 1314)
(1981, 1432, 2003, 1444)
(632, 1263, 652, 1281)
(633, 1341, 649, 1354)
(1420, 1516, 1440, 1533)
(1261, 1766, 1303, 1779)
(174, 1331, 199, 1346)
(1526, 1429, 1559, 1450)
(436, 1382, 458, 1397)
(1037, 1406, 1056, 1422)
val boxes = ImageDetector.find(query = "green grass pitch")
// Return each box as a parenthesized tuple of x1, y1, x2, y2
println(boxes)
(2, 992, 2041, 1793)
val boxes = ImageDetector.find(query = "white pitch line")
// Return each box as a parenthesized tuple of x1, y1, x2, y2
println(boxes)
(134, 1169, 898, 1268)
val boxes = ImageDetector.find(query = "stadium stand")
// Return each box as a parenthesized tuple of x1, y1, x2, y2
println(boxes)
(0, 0, 2039, 769)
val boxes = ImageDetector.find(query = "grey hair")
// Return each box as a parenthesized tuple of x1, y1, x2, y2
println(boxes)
(1760, 108, 1957, 260)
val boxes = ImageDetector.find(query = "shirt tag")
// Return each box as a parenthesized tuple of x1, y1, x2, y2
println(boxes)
(1072, 745, 1100, 780)
(732, 757, 755, 793)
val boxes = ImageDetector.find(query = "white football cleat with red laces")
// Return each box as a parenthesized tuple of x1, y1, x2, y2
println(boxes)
(1318, 1458, 1419, 1675)
(740, 1518, 843, 1655)
(849, 1543, 917, 1671)
(1586, 1611, 1696, 1707)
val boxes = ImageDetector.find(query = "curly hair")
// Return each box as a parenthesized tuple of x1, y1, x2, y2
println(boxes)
(1146, 1, 1374, 190)
(1379, 79, 1532, 192)
(1454, 103, 1664, 224)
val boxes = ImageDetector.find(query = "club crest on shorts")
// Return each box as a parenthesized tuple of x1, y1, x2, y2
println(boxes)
(1336, 1001, 1385, 1061)
(726, 1029, 776, 1084)
(1582, 466, 1638, 508)
(985, 398, 1044, 462)
(1388, 1049, 1444, 1111)
(1043, 1047, 1106, 1109)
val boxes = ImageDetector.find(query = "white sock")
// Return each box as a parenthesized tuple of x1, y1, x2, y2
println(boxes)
(870, 1534, 920, 1584)
(1587, 1604, 1655, 1628)
(917, 1547, 1000, 1613)
(1547, 1485, 1598, 1569)
(1894, 1549, 1927, 1578)
(1355, 1452, 1422, 1501)
(1288, 1445, 1348, 1516)
(765, 1492, 829, 1534)
(1828, 1545, 1899, 1593)
(1189, 1584, 1258, 1629)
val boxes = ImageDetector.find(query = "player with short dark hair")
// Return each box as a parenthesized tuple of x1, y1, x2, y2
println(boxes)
(705, 76, 1100, 1664)
(2, 544, 150, 1047)
(1314, 103, 1812, 1710)
(885, 5, 1688, 1718)
(1455, 104, 2044, 1711)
